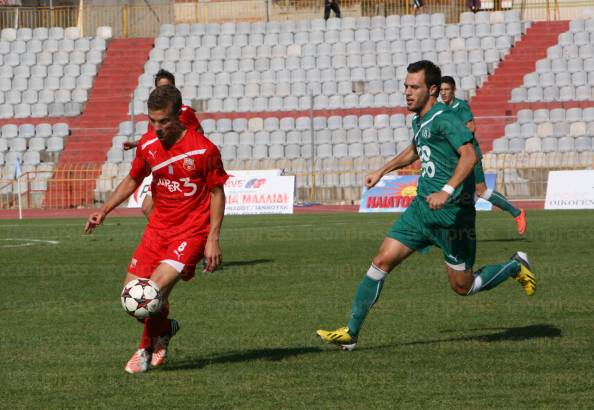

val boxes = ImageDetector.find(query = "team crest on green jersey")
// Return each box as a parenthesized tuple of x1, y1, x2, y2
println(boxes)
(421, 128, 431, 139)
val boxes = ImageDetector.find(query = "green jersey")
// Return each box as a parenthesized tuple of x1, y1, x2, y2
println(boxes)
(449, 97, 474, 123)
(448, 97, 482, 160)
(411, 102, 475, 208)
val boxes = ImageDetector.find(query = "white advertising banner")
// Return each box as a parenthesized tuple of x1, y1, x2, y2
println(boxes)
(225, 174, 295, 215)
(226, 169, 283, 178)
(128, 170, 294, 215)
(545, 170, 594, 209)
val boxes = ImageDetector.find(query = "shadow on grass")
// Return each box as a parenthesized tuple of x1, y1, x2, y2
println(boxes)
(404, 324, 561, 346)
(479, 238, 527, 243)
(222, 259, 274, 268)
(163, 346, 324, 371)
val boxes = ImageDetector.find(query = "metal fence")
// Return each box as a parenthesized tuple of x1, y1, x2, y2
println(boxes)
(0, 0, 578, 37)
(2, 159, 592, 209)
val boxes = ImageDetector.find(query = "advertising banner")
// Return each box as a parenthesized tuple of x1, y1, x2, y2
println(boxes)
(127, 169, 285, 210)
(359, 173, 496, 213)
(225, 175, 295, 215)
(545, 170, 594, 209)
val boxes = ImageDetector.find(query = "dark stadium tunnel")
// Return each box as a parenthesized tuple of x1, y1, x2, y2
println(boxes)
(400, 324, 561, 346)
(161, 346, 324, 371)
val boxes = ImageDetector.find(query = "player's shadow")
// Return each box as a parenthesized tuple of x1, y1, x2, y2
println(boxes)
(479, 238, 527, 243)
(222, 259, 274, 268)
(163, 346, 324, 371)
(402, 324, 561, 346)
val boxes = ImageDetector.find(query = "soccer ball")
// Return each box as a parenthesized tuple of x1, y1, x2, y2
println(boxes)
(121, 279, 162, 320)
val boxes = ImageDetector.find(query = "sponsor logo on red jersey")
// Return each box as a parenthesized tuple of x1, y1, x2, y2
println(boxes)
(183, 157, 196, 171)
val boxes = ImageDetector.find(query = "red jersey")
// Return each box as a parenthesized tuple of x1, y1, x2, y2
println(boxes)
(147, 104, 201, 132)
(130, 128, 228, 237)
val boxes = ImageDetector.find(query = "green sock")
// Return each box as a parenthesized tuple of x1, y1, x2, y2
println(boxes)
(487, 190, 521, 217)
(469, 260, 520, 293)
(347, 275, 384, 337)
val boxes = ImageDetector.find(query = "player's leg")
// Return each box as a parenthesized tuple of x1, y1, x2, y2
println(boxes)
(125, 265, 179, 374)
(141, 194, 154, 220)
(439, 215, 535, 296)
(317, 238, 414, 350)
(332, 1, 341, 18)
(323, 0, 331, 19)
(124, 228, 183, 373)
(348, 237, 414, 335)
(317, 201, 425, 350)
(144, 262, 182, 367)
(123, 269, 154, 373)
(148, 237, 205, 367)
(474, 162, 526, 235)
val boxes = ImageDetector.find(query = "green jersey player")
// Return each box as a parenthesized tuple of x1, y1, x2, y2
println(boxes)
(440, 76, 527, 235)
(316, 61, 536, 351)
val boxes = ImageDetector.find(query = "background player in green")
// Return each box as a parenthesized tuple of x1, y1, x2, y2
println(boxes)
(440, 76, 527, 236)
(316, 61, 536, 351)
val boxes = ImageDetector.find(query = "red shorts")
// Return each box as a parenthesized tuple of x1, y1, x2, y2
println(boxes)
(128, 227, 207, 281)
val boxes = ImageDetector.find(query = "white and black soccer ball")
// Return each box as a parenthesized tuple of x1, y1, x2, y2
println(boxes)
(121, 279, 162, 320)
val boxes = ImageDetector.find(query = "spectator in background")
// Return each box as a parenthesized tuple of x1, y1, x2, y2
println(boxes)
(413, 0, 425, 15)
(324, 0, 341, 20)
(468, 0, 481, 12)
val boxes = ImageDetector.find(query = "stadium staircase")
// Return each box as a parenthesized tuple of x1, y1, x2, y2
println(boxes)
(471, 20, 570, 153)
(44, 38, 154, 208)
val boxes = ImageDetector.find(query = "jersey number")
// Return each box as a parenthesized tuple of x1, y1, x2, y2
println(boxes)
(418, 146, 435, 178)
(180, 178, 197, 196)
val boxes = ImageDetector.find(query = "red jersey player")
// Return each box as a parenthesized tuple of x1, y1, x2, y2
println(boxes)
(85, 86, 228, 373)
(124, 69, 204, 219)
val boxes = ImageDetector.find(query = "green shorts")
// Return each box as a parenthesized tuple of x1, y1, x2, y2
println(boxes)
(473, 160, 485, 185)
(387, 197, 476, 270)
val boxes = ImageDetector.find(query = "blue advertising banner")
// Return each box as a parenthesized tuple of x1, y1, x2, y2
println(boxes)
(359, 173, 497, 213)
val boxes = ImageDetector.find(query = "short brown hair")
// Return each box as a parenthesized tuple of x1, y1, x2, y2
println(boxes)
(407, 60, 442, 97)
(154, 69, 176, 87)
(147, 85, 182, 116)
(441, 76, 456, 89)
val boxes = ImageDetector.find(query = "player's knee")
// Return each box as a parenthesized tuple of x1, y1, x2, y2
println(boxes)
(450, 281, 472, 296)
(372, 254, 395, 273)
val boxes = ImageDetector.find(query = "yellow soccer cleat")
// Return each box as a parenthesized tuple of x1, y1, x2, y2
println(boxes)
(512, 251, 536, 296)
(316, 326, 357, 351)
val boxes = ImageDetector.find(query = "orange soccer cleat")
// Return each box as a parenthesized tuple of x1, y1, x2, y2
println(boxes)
(515, 208, 527, 236)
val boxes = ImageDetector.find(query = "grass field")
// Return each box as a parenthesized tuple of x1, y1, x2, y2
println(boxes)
(1, 210, 594, 409)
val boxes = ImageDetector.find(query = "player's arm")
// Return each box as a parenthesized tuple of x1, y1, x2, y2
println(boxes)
(85, 176, 142, 233)
(426, 143, 477, 210)
(123, 140, 138, 151)
(204, 185, 225, 272)
(365, 144, 419, 188)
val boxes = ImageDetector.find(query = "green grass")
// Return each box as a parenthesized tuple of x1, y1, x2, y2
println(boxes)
(1, 210, 594, 409)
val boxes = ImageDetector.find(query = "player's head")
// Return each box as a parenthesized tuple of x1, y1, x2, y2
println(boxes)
(440, 76, 456, 105)
(154, 69, 176, 88)
(404, 60, 441, 114)
(147, 85, 183, 144)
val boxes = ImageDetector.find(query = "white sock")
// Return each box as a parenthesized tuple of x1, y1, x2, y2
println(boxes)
(366, 264, 388, 281)
(480, 189, 493, 200)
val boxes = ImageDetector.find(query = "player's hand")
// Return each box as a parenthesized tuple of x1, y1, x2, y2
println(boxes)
(122, 141, 138, 151)
(84, 211, 106, 234)
(364, 171, 383, 188)
(203, 238, 222, 272)
(427, 191, 450, 210)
